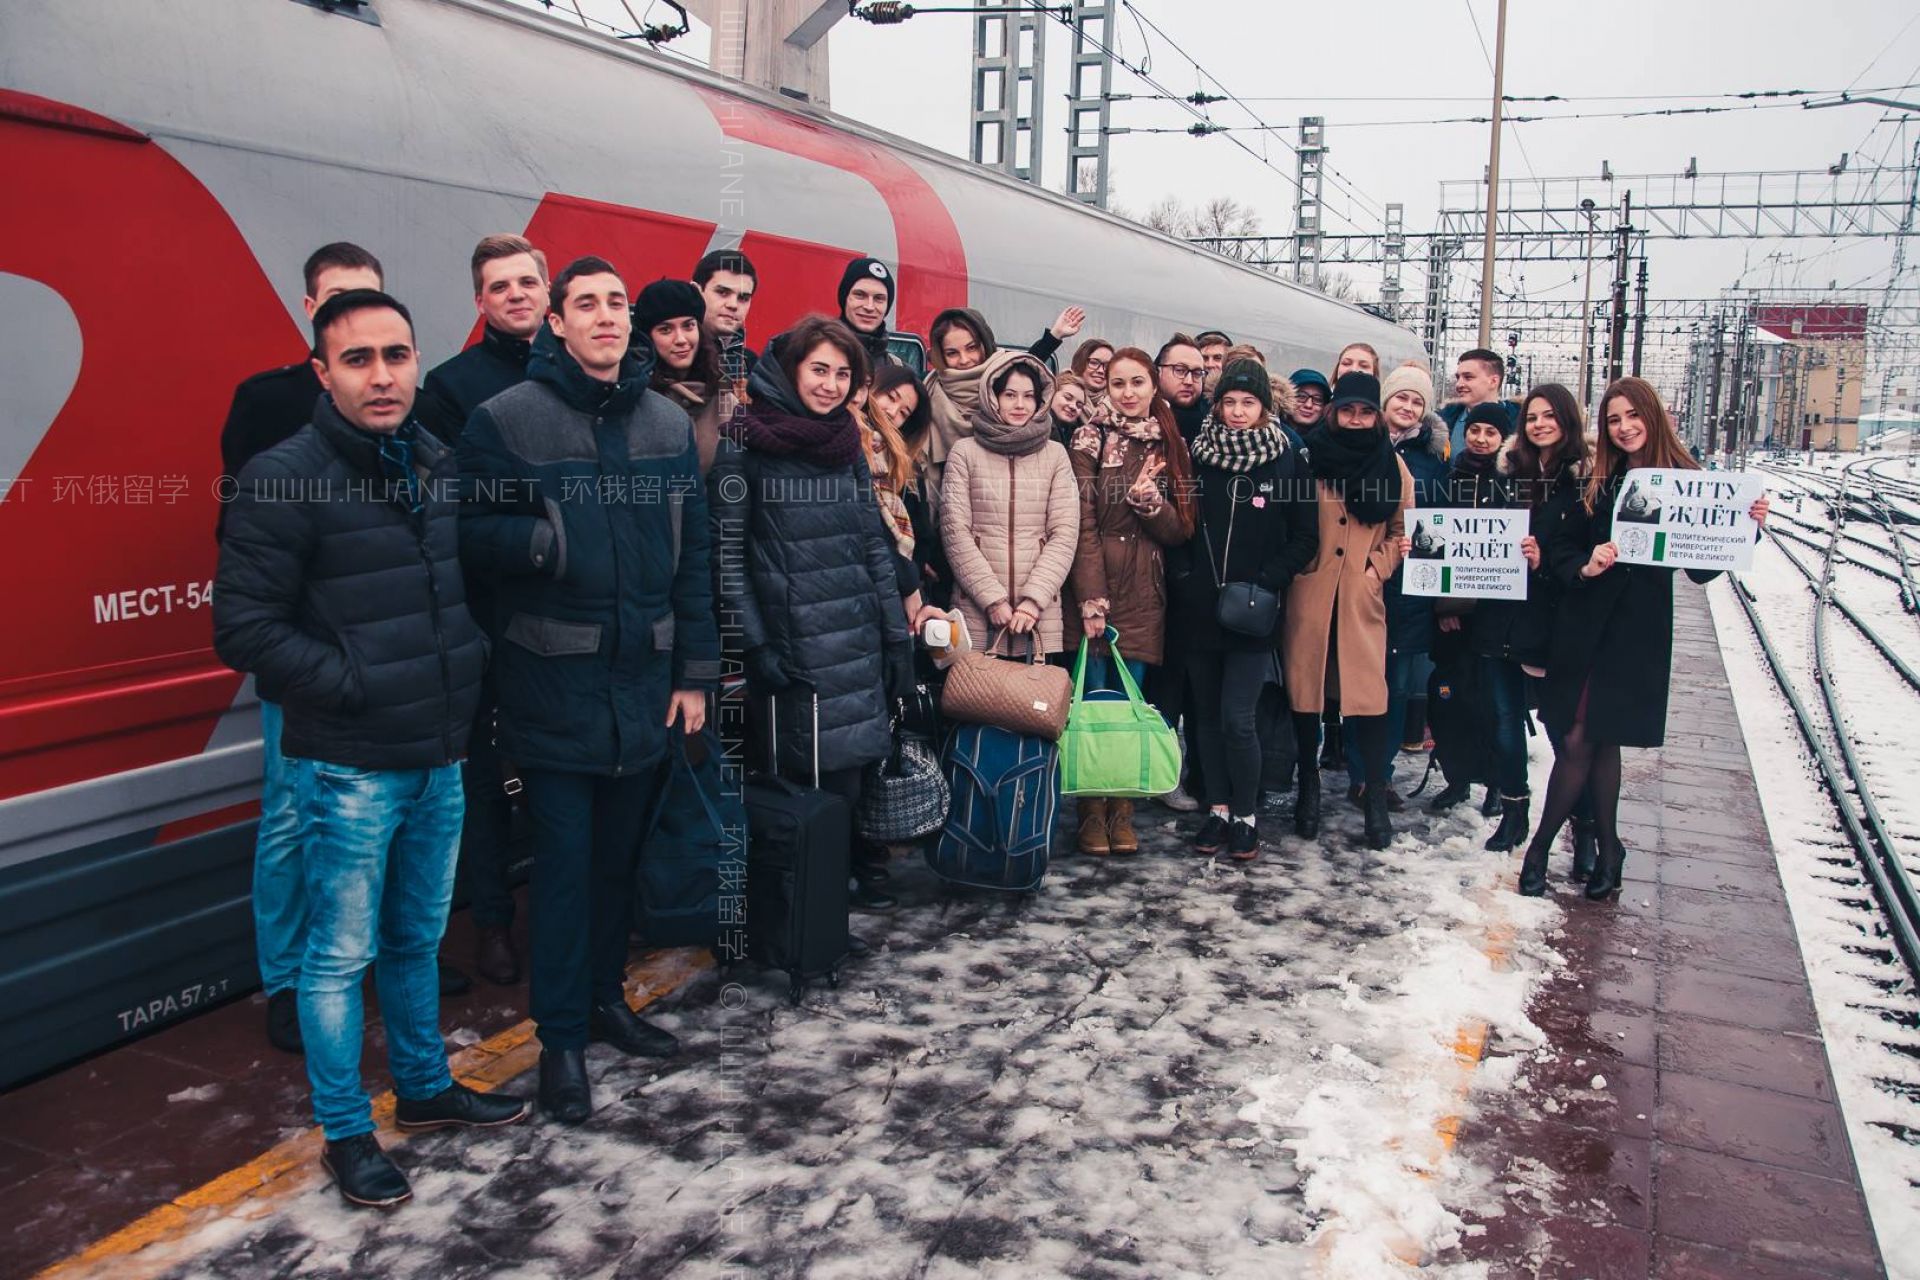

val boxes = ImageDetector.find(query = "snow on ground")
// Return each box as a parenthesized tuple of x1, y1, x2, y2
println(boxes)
(133, 785, 1561, 1280)
(1707, 553, 1920, 1278)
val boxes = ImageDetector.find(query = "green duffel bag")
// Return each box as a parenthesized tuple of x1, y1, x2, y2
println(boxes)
(1058, 631, 1183, 798)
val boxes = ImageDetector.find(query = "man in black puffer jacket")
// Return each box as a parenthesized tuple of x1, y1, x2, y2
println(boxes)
(215, 290, 526, 1211)
(458, 256, 719, 1126)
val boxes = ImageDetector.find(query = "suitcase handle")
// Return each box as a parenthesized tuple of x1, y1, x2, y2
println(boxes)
(767, 683, 822, 788)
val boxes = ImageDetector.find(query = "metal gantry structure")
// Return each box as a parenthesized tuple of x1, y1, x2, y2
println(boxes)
(969, 0, 1046, 183)
(1064, 0, 1115, 207)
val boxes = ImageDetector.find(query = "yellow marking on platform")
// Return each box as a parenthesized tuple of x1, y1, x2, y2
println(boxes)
(1315, 872, 1521, 1273)
(36, 948, 712, 1280)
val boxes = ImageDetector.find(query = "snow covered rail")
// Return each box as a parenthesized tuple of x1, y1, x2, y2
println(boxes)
(1731, 469, 1920, 982)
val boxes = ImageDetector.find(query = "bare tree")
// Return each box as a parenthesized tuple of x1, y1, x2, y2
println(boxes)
(1309, 269, 1357, 302)
(1190, 197, 1262, 260)
(1141, 195, 1195, 237)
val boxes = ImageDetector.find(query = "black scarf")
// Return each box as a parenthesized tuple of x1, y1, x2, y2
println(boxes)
(1451, 447, 1499, 480)
(1304, 422, 1402, 526)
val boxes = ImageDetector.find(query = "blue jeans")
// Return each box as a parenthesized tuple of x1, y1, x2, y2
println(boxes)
(1481, 656, 1530, 798)
(293, 759, 462, 1140)
(1082, 656, 1146, 700)
(1348, 651, 1432, 788)
(253, 700, 308, 995)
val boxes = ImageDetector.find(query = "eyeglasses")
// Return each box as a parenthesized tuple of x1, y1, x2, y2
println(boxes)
(1158, 363, 1204, 382)
(1085, 359, 1109, 370)
(1295, 390, 1328, 405)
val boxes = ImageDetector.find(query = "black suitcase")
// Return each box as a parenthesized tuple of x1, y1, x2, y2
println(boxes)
(744, 689, 852, 1002)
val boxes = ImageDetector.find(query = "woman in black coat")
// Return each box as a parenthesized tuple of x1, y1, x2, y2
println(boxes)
(1467, 384, 1593, 864)
(1174, 360, 1319, 861)
(710, 316, 914, 909)
(1518, 377, 1768, 900)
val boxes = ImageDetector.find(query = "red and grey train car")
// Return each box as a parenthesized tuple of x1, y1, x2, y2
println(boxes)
(0, 0, 1419, 1087)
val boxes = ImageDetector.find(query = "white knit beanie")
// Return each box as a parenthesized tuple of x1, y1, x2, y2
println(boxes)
(1379, 365, 1433, 414)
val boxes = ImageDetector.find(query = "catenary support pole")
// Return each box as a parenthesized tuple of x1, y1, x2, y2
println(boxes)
(1476, 0, 1508, 348)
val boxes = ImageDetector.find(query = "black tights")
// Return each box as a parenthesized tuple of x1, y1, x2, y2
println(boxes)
(1297, 710, 1389, 788)
(1527, 720, 1622, 857)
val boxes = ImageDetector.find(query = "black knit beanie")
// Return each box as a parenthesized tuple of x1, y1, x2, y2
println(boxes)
(1215, 358, 1273, 414)
(1465, 401, 1515, 437)
(633, 278, 705, 334)
(837, 256, 895, 314)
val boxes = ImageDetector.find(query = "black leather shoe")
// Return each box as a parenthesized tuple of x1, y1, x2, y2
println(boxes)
(850, 882, 899, 911)
(538, 1047, 592, 1125)
(855, 863, 892, 885)
(1484, 796, 1530, 853)
(322, 1133, 411, 1208)
(1426, 781, 1472, 812)
(1570, 819, 1599, 882)
(1193, 813, 1231, 854)
(1517, 841, 1550, 897)
(589, 1000, 680, 1059)
(1362, 788, 1392, 849)
(847, 932, 872, 958)
(1294, 771, 1322, 839)
(266, 989, 303, 1055)
(1227, 820, 1260, 862)
(395, 1081, 530, 1132)
(1584, 838, 1627, 901)
(1480, 787, 1504, 818)
(438, 959, 472, 997)
(474, 925, 520, 987)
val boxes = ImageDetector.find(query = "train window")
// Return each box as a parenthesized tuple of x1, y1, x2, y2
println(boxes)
(887, 332, 928, 377)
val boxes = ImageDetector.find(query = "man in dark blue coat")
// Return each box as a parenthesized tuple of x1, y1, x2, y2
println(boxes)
(417, 233, 551, 990)
(1439, 348, 1520, 458)
(458, 256, 720, 1125)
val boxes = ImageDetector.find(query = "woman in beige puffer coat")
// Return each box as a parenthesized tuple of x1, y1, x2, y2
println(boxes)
(940, 350, 1079, 657)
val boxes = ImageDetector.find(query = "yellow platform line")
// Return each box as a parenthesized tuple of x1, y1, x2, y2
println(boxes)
(36, 947, 713, 1280)
(1315, 865, 1521, 1272)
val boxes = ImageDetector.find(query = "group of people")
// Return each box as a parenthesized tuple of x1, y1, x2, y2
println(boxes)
(211, 234, 1762, 1209)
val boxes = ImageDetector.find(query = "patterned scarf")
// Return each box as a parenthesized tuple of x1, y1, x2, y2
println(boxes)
(925, 364, 982, 466)
(863, 422, 916, 557)
(376, 423, 423, 514)
(1190, 421, 1287, 473)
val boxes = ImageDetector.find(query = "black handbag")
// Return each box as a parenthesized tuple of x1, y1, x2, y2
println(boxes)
(857, 715, 950, 843)
(1204, 486, 1280, 637)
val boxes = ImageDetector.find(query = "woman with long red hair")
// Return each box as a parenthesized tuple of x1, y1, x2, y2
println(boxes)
(1066, 346, 1196, 855)
(1518, 377, 1767, 899)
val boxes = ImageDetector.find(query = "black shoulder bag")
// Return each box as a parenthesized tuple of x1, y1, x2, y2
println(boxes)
(1203, 478, 1281, 637)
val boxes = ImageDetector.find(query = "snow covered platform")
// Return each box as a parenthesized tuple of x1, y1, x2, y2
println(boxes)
(1455, 583, 1888, 1280)
(0, 589, 1893, 1278)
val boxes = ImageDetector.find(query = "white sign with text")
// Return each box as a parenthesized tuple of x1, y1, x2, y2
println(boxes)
(1402, 508, 1531, 600)
(1609, 469, 1762, 572)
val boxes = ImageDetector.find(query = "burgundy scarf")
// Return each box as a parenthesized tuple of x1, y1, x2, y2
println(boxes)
(734, 403, 864, 468)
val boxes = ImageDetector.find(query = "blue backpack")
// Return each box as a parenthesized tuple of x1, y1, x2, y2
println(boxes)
(636, 731, 746, 949)
(927, 723, 1058, 892)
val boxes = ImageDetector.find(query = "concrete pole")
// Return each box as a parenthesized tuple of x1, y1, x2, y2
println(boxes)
(1476, 0, 1508, 349)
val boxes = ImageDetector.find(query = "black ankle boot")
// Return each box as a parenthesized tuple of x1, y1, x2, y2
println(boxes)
(1362, 787, 1392, 849)
(1426, 780, 1471, 812)
(1517, 840, 1550, 896)
(538, 1047, 592, 1125)
(1294, 770, 1322, 838)
(1484, 795, 1530, 853)
(1584, 837, 1626, 901)
(1480, 786, 1504, 818)
(1570, 818, 1599, 881)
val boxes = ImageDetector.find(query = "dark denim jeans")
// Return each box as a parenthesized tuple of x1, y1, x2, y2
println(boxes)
(292, 758, 462, 1140)
(455, 692, 517, 929)
(253, 700, 308, 995)
(1481, 656, 1530, 797)
(522, 769, 661, 1051)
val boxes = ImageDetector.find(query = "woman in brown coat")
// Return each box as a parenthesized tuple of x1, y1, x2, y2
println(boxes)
(940, 351, 1080, 656)
(1067, 346, 1196, 855)
(1282, 371, 1412, 849)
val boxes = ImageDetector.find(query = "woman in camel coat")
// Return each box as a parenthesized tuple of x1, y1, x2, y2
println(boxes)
(940, 351, 1079, 655)
(1282, 370, 1411, 849)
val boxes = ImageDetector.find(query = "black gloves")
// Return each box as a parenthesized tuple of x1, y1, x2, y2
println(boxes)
(884, 646, 915, 703)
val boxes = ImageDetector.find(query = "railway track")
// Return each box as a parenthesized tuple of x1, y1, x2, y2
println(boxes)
(1734, 459, 1920, 985)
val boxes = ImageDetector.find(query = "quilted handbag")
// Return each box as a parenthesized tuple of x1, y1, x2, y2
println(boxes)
(1058, 632, 1183, 797)
(857, 729, 949, 843)
(938, 630, 1073, 741)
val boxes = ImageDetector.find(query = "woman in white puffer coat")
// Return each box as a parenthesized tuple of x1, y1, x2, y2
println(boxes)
(939, 350, 1079, 656)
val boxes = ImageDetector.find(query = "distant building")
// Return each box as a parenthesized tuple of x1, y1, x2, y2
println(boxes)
(1753, 306, 1864, 452)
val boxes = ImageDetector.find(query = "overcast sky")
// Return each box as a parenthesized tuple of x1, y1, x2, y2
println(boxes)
(593, 1, 1915, 331)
